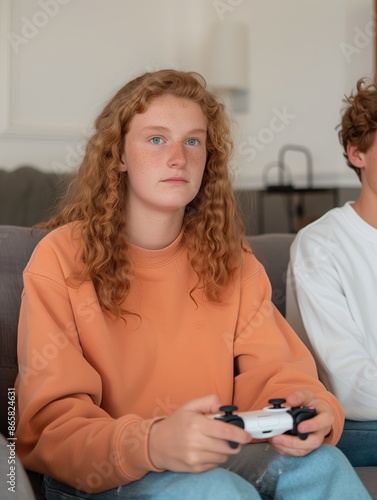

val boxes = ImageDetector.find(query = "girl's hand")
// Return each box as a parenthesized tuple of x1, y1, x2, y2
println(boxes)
(148, 394, 251, 472)
(269, 390, 335, 456)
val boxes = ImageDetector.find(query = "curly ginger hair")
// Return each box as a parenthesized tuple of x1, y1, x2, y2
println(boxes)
(40, 69, 245, 318)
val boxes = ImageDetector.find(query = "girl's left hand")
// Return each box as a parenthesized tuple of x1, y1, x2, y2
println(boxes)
(269, 390, 335, 456)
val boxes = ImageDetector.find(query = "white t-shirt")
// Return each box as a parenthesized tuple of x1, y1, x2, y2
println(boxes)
(290, 202, 377, 420)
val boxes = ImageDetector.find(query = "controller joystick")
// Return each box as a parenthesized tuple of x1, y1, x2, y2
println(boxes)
(268, 398, 287, 409)
(215, 406, 244, 427)
(210, 398, 316, 442)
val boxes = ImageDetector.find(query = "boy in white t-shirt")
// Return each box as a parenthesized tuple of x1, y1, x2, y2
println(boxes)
(290, 77, 377, 466)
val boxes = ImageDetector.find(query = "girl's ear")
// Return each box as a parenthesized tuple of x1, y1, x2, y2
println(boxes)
(347, 143, 365, 169)
(119, 158, 127, 172)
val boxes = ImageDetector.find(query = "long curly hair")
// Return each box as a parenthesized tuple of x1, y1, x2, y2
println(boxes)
(40, 69, 245, 318)
(337, 77, 377, 180)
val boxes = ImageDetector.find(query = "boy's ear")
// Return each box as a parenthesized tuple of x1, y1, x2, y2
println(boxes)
(347, 143, 365, 168)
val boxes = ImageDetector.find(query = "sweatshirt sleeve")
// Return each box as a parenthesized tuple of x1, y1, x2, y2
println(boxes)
(16, 244, 163, 493)
(289, 229, 377, 420)
(232, 251, 344, 445)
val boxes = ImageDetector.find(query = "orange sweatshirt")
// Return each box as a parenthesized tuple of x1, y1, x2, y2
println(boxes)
(16, 224, 344, 493)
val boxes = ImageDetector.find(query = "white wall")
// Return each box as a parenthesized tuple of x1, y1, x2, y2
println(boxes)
(0, 0, 373, 188)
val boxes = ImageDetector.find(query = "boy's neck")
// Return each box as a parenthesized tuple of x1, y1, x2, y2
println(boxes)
(352, 189, 377, 229)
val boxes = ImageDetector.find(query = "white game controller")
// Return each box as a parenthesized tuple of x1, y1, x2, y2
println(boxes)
(210, 399, 316, 448)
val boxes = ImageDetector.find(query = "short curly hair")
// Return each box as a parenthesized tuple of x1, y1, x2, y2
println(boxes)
(337, 78, 377, 181)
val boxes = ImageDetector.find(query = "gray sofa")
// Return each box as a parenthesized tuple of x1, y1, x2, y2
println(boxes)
(0, 227, 375, 498)
(0, 166, 72, 227)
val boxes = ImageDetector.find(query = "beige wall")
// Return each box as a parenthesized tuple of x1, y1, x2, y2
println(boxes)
(0, 0, 373, 190)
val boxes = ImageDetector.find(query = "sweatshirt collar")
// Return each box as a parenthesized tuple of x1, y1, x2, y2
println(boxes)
(128, 229, 185, 267)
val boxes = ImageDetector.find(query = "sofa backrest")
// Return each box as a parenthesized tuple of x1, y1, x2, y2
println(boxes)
(246, 233, 295, 317)
(0, 226, 47, 437)
(0, 226, 294, 438)
(0, 167, 72, 227)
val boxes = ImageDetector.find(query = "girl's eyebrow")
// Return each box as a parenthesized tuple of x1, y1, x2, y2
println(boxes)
(141, 125, 207, 135)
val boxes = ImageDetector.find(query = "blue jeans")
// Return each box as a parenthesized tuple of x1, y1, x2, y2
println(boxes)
(43, 469, 257, 499)
(43, 444, 371, 500)
(336, 418, 377, 466)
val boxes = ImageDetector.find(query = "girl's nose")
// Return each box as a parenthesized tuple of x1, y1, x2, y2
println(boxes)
(168, 142, 187, 167)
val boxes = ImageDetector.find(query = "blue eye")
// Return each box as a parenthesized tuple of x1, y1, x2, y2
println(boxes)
(186, 138, 199, 146)
(150, 137, 163, 144)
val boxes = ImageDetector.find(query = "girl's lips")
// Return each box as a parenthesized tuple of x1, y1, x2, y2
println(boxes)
(163, 178, 188, 183)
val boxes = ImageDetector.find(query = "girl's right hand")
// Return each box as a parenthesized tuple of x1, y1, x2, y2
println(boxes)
(148, 394, 251, 472)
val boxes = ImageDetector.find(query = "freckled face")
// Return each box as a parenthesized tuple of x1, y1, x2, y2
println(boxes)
(120, 94, 207, 218)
